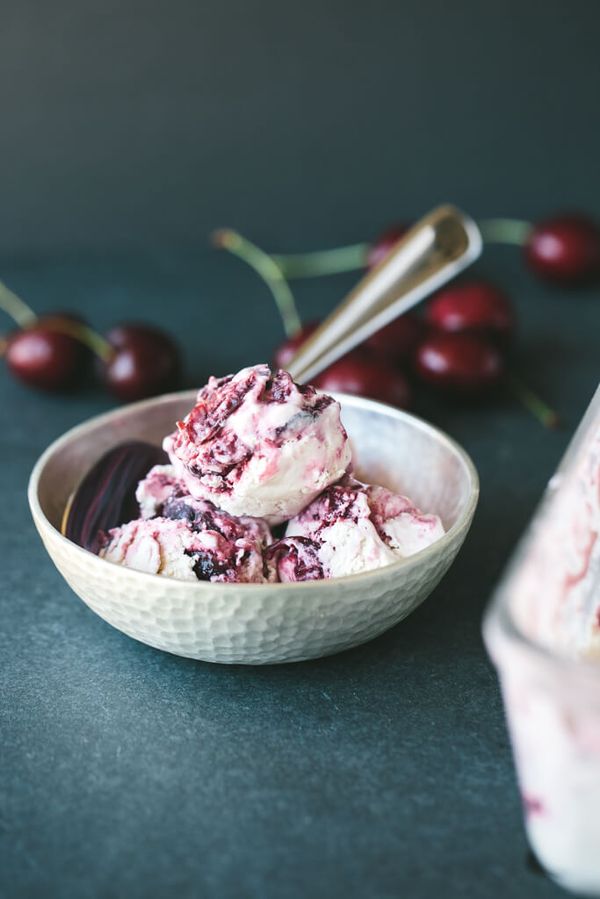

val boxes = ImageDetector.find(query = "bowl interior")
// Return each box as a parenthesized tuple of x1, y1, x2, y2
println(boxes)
(35, 391, 476, 538)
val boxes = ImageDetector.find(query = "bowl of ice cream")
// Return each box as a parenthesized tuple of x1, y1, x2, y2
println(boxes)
(28, 366, 479, 664)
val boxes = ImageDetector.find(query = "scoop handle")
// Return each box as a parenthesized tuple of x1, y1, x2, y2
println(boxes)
(286, 204, 482, 384)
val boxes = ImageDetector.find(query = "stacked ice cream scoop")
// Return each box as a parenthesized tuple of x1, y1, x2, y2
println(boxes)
(99, 364, 445, 583)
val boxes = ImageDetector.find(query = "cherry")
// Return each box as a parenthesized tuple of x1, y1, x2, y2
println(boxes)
(367, 224, 409, 269)
(101, 323, 182, 402)
(6, 326, 83, 391)
(5, 312, 91, 392)
(425, 281, 515, 345)
(273, 321, 319, 370)
(41, 311, 95, 368)
(364, 312, 424, 361)
(415, 332, 504, 395)
(313, 352, 412, 408)
(525, 213, 600, 283)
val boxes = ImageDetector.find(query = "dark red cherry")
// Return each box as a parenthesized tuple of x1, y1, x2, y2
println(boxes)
(313, 352, 411, 408)
(102, 323, 181, 402)
(273, 321, 319, 370)
(367, 224, 409, 269)
(6, 321, 86, 391)
(425, 281, 515, 345)
(364, 312, 424, 361)
(525, 214, 600, 283)
(415, 332, 504, 395)
(41, 311, 95, 367)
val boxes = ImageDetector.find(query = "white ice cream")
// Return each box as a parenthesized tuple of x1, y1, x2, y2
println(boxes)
(500, 669, 600, 896)
(164, 364, 351, 524)
(101, 517, 202, 581)
(510, 422, 600, 659)
(486, 403, 600, 895)
(100, 503, 275, 584)
(274, 477, 445, 581)
(135, 464, 185, 519)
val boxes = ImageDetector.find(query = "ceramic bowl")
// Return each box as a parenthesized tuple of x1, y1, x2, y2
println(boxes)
(28, 391, 479, 664)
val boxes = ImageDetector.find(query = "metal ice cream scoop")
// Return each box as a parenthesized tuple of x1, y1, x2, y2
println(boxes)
(286, 204, 482, 384)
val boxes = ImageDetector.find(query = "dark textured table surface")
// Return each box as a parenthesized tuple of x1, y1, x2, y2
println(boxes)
(0, 246, 598, 898)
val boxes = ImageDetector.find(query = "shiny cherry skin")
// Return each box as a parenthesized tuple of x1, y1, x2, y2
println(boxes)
(425, 281, 515, 345)
(415, 332, 504, 395)
(273, 321, 319, 370)
(5, 312, 91, 391)
(6, 326, 83, 391)
(314, 352, 411, 408)
(525, 213, 600, 283)
(364, 312, 424, 361)
(367, 224, 409, 269)
(42, 311, 95, 367)
(102, 323, 181, 402)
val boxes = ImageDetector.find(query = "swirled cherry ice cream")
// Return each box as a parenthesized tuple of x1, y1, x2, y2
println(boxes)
(81, 365, 446, 585)
(99, 464, 275, 583)
(163, 364, 351, 524)
(271, 477, 445, 581)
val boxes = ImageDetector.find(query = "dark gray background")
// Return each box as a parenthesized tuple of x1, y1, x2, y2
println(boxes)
(0, 0, 599, 253)
(1, 1, 599, 898)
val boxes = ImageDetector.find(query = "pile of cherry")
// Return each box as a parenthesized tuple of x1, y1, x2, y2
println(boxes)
(218, 212, 600, 428)
(1, 211, 599, 421)
(0, 292, 180, 401)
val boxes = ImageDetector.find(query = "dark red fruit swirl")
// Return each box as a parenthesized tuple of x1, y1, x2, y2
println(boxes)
(268, 536, 324, 582)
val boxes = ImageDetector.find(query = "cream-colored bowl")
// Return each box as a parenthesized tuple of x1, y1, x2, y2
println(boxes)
(28, 391, 478, 664)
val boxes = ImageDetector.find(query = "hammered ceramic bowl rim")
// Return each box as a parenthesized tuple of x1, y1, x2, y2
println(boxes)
(28, 389, 479, 592)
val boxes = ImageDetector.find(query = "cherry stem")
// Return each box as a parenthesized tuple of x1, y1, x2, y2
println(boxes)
(212, 229, 302, 338)
(508, 373, 560, 430)
(43, 317, 114, 362)
(269, 218, 536, 280)
(0, 279, 38, 328)
(272, 242, 368, 279)
(478, 218, 532, 246)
